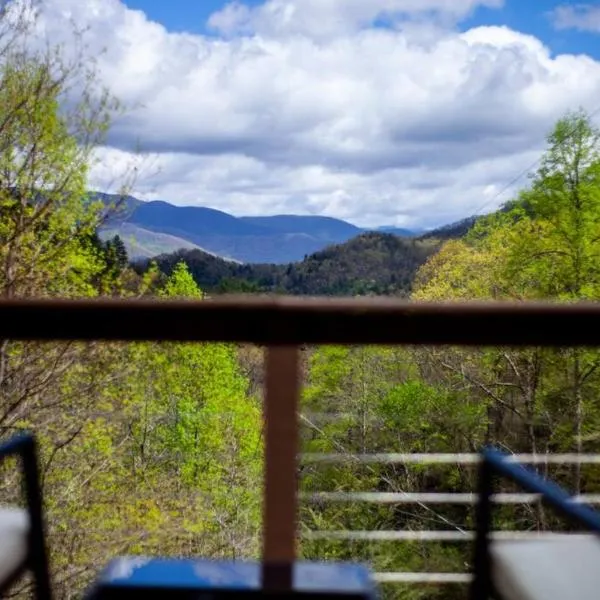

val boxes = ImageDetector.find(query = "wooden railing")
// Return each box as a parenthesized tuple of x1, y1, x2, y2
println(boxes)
(2, 297, 600, 592)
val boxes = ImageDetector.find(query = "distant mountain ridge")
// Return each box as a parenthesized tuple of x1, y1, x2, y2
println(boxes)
(239, 215, 362, 240)
(96, 193, 423, 263)
(418, 216, 479, 241)
(376, 226, 424, 237)
(99, 223, 241, 263)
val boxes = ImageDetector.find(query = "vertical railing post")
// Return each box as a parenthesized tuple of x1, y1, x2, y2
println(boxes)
(470, 454, 493, 600)
(22, 436, 52, 600)
(262, 346, 301, 592)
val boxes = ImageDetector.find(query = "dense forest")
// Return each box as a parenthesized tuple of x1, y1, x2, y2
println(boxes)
(1, 3, 600, 599)
(141, 232, 436, 296)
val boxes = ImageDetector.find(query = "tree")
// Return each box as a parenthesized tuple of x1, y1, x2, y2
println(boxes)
(497, 110, 600, 300)
(13, 263, 263, 597)
(503, 111, 600, 491)
(413, 109, 600, 507)
(118, 264, 261, 555)
(0, 5, 138, 596)
(299, 345, 477, 600)
(0, 0, 124, 456)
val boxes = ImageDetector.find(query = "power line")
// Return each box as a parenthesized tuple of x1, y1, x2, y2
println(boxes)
(468, 104, 600, 218)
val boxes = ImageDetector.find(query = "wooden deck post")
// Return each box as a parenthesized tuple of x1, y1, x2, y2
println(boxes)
(262, 346, 301, 592)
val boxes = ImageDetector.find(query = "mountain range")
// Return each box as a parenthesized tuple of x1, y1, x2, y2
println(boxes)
(96, 193, 422, 264)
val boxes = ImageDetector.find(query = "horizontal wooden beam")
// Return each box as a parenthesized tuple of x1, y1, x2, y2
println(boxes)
(0, 297, 599, 346)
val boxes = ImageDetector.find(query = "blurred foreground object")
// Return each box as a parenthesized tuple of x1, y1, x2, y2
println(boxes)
(472, 447, 600, 600)
(0, 433, 51, 600)
(85, 558, 376, 599)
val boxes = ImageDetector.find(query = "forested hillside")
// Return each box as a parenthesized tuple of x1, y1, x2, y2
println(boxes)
(418, 215, 479, 241)
(97, 192, 426, 263)
(145, 232, 436, 296)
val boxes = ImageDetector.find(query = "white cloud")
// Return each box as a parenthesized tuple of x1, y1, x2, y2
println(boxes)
(551, 4, 600, 33)
(24, 0, 600, 228)
(208, 0, 504, 39)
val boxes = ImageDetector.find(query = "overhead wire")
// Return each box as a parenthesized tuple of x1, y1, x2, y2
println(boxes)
(466, 103, 600, 219)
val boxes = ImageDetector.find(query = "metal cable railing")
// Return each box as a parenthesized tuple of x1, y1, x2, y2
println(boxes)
(304, 492, 600, 504)
(301, 452, 600, 587)
(302, 453, 600, 465)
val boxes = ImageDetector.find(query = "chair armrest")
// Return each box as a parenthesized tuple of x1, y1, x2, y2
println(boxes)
(491, 535, 600, 600)
(0, 508, 30, 587)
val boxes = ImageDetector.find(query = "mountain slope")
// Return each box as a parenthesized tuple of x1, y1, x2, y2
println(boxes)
(419, 216, 479, 241)
(92, 192, 141, 222)
(276, 233, 436, 295)
(164, 232, 355, 264)
(375, 226, 422, 237)
(101, 196, 370, 263)
(240, 215, 362, 240)
(130, 201, 268, 238)
(99, 223, 229, 261)
(145, 232, 436, 296)
(96, 192, 466, 264)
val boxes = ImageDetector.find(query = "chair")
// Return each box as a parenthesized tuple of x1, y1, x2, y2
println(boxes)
(470, 448, 600, 600)
(0, 433, 52, 600)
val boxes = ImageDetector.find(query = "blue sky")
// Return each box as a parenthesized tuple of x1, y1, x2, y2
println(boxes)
(123, 0, 600, 59)
(121, 0, 262, 33)
(461, 0, 600, 59)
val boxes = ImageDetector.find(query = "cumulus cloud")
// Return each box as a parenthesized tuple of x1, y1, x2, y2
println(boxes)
(551, 4, 600, 33)
(207, 0, 504, 39)
(88, 144, 540, 229)
(24, 0, 600, 228)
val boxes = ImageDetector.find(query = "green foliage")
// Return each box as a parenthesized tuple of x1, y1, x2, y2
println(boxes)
(159, 261, 203, 299)
(379, 381, 485, 452)
(0, 42, 118, 299)
(113, 265, 261, 555)
(29, 263, 263, 594)
(300, 346, 478, 600)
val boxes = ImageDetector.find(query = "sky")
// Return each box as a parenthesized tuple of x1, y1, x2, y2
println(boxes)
(23, 0, 600, 229)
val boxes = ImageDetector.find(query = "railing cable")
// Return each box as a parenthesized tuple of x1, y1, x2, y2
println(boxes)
(299, 413, 467, 533)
